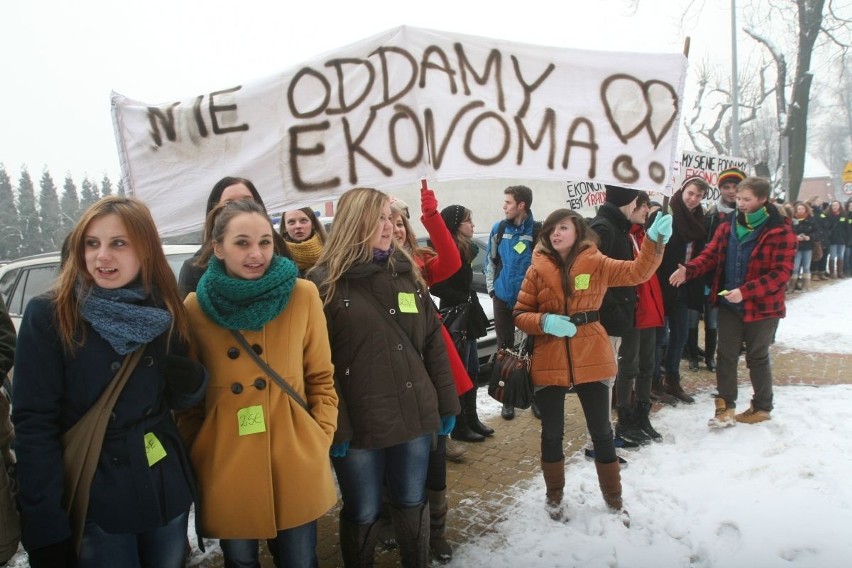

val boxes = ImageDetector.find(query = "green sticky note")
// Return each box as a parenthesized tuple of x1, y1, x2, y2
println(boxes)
(237, 405, 267, 436)
(144, 432, 167, 467)
(574, 274, 591, 290)
(398, 292, 419, 313)
(513, 241, 527, 254)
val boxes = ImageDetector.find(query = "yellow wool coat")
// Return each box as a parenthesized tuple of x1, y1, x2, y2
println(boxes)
(514, 237, 662, 387)
(178, 279, 338, 539)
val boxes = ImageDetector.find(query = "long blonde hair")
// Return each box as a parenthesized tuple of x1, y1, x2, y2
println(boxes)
(54, 196, 188, 352)
(309, 187, 425, 304)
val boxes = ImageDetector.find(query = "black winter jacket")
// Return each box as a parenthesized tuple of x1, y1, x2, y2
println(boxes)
(590, 203, 636, 337)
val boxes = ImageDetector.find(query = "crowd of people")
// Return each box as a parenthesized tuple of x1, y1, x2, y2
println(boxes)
(2, 173, 848, 567)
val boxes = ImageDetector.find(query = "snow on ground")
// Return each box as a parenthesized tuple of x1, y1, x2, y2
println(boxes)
(455, 279, 852, 568)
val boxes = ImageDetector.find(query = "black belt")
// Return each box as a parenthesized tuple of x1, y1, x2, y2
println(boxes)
(568, 311, 599, 325)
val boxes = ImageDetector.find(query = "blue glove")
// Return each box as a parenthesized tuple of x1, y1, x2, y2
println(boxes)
(647, 213, 673, 244)
(330, 441, 350, 458)
(542, 314, 577, 338)
(439, 415, 456, 436)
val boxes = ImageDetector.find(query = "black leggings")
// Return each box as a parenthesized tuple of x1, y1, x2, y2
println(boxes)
(536, 382, 616, 464)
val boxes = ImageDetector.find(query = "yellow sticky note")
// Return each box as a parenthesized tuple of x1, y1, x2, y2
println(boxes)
(513, 241, 527, 254)
(144, 432, 167, 467)
(574, 274, 591, 290)
(398, 292, 418, 313)
(237, 405, 267, 436)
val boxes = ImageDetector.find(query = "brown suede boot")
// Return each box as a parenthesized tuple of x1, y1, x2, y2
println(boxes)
(594, 460, 630, 527)
(541, 459, 565, 521)
(802, 274, 811, 291)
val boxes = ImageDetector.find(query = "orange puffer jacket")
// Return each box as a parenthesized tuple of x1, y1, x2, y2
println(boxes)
(514, 237, 663, 387)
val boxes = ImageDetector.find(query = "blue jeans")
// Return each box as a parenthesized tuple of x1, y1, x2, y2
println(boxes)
(828, 244, 846, 271)
(220, 521, 318, 568)
(333, 434, 431, 525)
(793, 249, 813, 276)
(664, 291, 690, 380)
(78, 511, 188, 568)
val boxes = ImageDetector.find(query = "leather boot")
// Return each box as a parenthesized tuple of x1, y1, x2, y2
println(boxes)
(635, 401, 662, 441)
(541, 459, 565, 521)
(339, 516, 380, 568)
(704, 329, 717, 372)
(615, 406, 650, 445)
(594, 460, 630, 526)
(463, 388, 494, 437)
(687, 327, 700, 371)
(426, 489, 452, 564)
(802, 274, 811, 291)
(450, 410, 485, 443)
(664, 373, 695, 404)
(390, 502, 430, 568)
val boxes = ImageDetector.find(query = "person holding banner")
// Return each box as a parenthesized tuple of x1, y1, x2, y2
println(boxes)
(280, 207, 327, 274)
(13, 197, 206, 568)
(653, 177, 710, 404)
(307, 187, 459, 568)
(670, 176, 796, 427)
(513, 209, 671, 523)
(178, 176, 291, 298)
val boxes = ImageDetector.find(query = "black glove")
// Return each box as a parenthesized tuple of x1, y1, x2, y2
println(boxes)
(161, 354, 206, 395)
(27, 538, 78, 568)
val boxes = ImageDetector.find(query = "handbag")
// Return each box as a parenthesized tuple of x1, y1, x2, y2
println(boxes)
(229, 329, 309, 411)
(438, 302, 470, 354)
(488, 334, 534, 409)
(61, 347, 144, 551)
(812, 241, 824, 263)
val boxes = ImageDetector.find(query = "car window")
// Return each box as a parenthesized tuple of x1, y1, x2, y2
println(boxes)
(14, 265, 60, 316)
(0, 268, 21, 309)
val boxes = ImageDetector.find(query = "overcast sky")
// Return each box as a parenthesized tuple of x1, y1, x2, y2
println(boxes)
(1, 0, 754, 186)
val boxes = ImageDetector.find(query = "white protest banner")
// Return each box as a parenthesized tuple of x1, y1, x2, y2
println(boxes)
(112, 26, 688, 236)
(677, 151, 749, 203)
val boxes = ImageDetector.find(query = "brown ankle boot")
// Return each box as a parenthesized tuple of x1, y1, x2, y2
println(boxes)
(541, 459, 565, 521)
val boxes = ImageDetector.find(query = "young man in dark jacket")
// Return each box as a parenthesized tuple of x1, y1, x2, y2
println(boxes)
(670, 177, 796, 426)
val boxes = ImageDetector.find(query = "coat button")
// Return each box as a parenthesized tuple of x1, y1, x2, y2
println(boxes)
(405, 381, 413, 388)
(228, 347, 240, 359)
(389, 309, 396, 315)
(110, 412, 117, 422)
(231, 383, 243, 394)
(252, 344, 263, 355)
(110, 457, 121, 467)
(397, 344, 403, 350)
(142, 356, 154, 367)
(109, 361, 121, 371)
(254, 378, 267, 390)
(143, 406, 152, 416)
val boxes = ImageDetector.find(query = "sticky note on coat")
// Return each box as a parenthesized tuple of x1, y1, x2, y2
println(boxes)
(144, 432, 167, 467)
(398, 292, 418, 313)
(513, 241, 527, 254)
(575, 274, 591, 290)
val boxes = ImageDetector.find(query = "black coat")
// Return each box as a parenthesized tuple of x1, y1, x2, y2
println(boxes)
(654, 211, 706, 314)
(590, 203, 636, 337)
(12, 295, 205, 551)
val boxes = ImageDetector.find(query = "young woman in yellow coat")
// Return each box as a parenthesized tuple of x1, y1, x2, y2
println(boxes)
(513, 209, 671, 524)
(177, 199, 338, 568)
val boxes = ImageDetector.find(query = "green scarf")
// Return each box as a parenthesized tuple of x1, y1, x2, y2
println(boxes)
(196, 255, 298, 330)
(735, 206, 769, 240)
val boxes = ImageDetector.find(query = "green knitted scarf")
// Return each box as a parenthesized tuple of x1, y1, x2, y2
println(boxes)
(735, 206, 769, 240)
(196, 255, 298, 330)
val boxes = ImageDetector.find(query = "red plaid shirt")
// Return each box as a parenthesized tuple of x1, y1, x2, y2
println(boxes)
(685, 208, 796, 322)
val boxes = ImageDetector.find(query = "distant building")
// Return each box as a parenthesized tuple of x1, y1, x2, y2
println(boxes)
(796, 155, 835, 204)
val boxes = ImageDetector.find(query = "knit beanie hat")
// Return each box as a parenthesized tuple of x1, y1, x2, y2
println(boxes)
(717, 168, 746, 187)
(605, 185, 640, 207)
(441, 205, 466, 234)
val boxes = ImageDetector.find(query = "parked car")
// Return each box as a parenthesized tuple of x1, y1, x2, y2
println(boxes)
(0, 245, 199, 333)
(415, 236, 496, 380)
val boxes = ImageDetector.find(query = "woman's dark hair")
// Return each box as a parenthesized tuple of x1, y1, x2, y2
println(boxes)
(195, 176, 290, 268)
(535, 209, 598, 299)
(205, 176, 265, 216)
